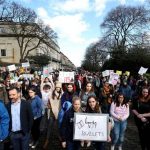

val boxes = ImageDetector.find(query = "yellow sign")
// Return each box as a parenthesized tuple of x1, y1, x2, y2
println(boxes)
(19, 67, 25, 74)
(116, 70, 122, 75)
(125, 71, 130, 76)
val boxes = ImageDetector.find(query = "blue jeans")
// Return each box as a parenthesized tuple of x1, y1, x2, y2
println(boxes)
(112, 120, 127, 146)
(10, 132, 30, 150)
(67, 141, 80, 150)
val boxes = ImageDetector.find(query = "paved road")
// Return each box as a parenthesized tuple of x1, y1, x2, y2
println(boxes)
(36, 114, 141, 150)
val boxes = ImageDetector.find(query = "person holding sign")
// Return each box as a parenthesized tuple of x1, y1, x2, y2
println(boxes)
(84, 96, 112, 150)
(110, 93, 129, 150)
(60, 96, 82, 150)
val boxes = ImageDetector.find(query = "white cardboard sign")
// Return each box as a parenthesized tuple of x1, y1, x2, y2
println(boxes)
(74, 113, 108, 141)
(138, 67, 148, 75)
(102, 70, 110, 77)
(22, 62, 30, 68)
(7, 65, 16, 71)
(108, 73, 119, 85)
(59, 71, 74, 83)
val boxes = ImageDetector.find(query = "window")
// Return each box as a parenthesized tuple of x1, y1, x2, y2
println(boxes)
(1, 49, 6, 56)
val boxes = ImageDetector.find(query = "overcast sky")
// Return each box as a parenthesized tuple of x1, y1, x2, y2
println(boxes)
(13, 0, 146, 67)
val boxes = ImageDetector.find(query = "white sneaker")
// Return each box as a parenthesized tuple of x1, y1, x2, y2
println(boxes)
(118, 146, 122, 150)
(87, 141, 91, 147)
(111, 145, 115, 150)
(31, 141, 38, 149)
(29, 141, 34, 147)
(81, 141, 84, 147)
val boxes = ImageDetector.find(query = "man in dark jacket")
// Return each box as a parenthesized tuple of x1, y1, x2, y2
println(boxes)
(0, 100, 9, 150)
(6, 87, 33, 150)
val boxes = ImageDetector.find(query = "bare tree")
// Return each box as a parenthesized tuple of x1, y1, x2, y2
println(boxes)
(101, 5, 149, 50)
(82, 41, 108, 71)
(0, 0, 13, 21)
(6, 2, 57, 62)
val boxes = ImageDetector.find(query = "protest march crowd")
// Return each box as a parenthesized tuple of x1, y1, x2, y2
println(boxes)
(0, 66, 150, 150)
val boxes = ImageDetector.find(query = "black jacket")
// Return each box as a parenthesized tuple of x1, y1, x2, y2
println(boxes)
(6, 100, 33, 134)
(60, 107, 75, 142)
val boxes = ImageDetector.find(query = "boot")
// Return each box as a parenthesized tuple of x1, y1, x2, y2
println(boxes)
(43, 139, 49, 149)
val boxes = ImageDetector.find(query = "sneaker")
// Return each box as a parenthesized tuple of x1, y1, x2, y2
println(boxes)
(31, 141, 38, 149)
(87, 141, 91, 147)
(81, 141, 84, 147)
(118, 146, 122, 150)
(111, 145, 115, 150)
(29, 141, 34, 147)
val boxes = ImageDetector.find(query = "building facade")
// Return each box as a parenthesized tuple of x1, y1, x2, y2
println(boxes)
(0, 22, 75, 70)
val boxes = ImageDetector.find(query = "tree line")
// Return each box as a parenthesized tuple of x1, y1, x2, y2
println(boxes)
(82, 2, 150, 74)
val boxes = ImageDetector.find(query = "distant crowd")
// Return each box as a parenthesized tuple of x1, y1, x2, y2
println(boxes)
(0, 69, 150, 150)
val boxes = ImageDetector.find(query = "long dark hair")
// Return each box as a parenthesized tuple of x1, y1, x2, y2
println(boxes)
(52, 88, 62, 100)
(114, 93, 128, 107)
(80, 82, 94, 98)
(85, 95, 101, 113)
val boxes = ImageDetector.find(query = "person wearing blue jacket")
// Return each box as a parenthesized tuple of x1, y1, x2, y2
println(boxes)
(61, 83, 78, 106)
(119, 80, 132, 102)
(0, 100, 9, 150)
(28, 86, 43, 149)
(60, 96, 82, 150)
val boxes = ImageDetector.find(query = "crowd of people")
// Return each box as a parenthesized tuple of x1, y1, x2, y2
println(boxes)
(0, 69, 150, 150)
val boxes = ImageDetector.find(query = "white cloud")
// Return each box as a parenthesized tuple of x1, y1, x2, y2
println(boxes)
(93, 0, 108, 16)
(37, 7, 90, 66)
(134, 0, 145, 3)
(21, 0, 32, 3)
(118, 0, 126, 5)
(37, 7, 48, 18)
(37, 8, 89, 44)
(52, 0, 90, 13)
(49, 14, 89, 43)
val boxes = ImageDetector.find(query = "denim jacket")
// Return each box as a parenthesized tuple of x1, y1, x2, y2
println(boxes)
(30, 96, 43, 119)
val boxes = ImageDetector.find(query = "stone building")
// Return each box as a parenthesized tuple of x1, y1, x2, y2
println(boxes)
(0, 21, 75, 70)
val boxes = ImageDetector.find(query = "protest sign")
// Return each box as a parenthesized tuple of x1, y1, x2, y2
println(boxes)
(43, 67, 49, 78)
(109, 70, 114, 74)
(22, 62, 30, 68)
(138, 67, 148, 75)
(116, 70, 122, 75)
(59, 71, 74, 83)
(109, 73, 119, 85)
(19, 67, 25, 74)
(7, 65, 16, 71)
(102, 70, 110, 77)
(19, 74, 34, 80)
(74, 113, 108, 141)
(125, 71, 130, 76)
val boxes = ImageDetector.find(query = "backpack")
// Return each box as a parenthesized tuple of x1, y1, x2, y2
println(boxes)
(58, 101, 72, 128)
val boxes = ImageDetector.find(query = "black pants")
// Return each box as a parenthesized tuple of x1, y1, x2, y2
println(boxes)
(31, 117, 42, 142)
(137, 125, 150, 150)
(0, 142, 4, 150)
